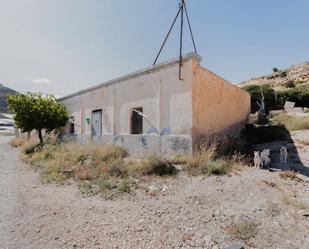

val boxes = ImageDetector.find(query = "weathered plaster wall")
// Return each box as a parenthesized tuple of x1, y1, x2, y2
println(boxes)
(60, 56, 197, 137)
(192, 62, 250, 142)
(70, 134, 192, 158)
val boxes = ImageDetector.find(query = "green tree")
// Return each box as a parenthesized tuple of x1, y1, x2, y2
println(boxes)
(278, 87, 309, 108)
(242, 85, 278, 113)
(272, 67, 279, 73)
(6, 93, 69, 143)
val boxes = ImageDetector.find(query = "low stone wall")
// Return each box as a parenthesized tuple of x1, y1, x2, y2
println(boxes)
(74, 134, 192, 158)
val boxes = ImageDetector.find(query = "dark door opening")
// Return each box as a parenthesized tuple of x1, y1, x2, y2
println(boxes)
(131, 107, 143, 134)
(69, 123, 75, 134)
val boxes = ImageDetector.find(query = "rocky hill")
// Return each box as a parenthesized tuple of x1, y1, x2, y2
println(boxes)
(238, 61, 309, 89)
(0, 83, 18, 113)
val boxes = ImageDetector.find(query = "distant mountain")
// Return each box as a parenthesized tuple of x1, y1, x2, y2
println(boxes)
(238, 62, 309, 89)
(0, 84, 18, 113)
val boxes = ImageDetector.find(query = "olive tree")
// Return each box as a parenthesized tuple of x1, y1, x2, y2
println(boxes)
(7, 93, 69, 143)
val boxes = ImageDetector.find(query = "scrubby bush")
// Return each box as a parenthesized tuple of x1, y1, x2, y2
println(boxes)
(270, 113, 309, 131)
(286, 80, 295, 88)
(10, 137, 27, 147)
(186, 143, 248, 176)
(243, 85, 309, 113)
(206, 160, 231, 175)
(169, 154, 188, 165)
(242, 85, 278, 113)
(91, 145, 128, 164)
(23, 142, 44, 155)
(127, 156, 177, 176)
(41, 162, 69, 184)
(145, 155, 177, 176)
(101, 159, 128, 178)
(278, 87, 309, 108)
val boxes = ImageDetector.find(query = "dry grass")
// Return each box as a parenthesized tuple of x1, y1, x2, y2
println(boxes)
(279, 170, 297, 180)
(10, 136, 39, 148)
(297, 139, 309, 145)
(223, 220, 258, 242)
(279, 171, 304, 182)
(22, 142, 176, 198)
(185, 145, 247, 176)
(185, 145, 216, 175)
(128, 155, 177, 177)
(21, 137, 249, 197)
(270, 113, 309, 131)
(10, 137, 27, 147)
(262, 180, 278, 188)
(169, 154, 188, 165)
(265, 202, 282, 217)
(281, 192, 309, 213)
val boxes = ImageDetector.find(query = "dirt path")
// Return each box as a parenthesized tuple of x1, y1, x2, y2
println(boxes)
(0, 136, 308, 249)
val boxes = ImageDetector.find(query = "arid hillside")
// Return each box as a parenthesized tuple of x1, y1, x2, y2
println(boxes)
(238, 62, 309, 89)
(0, 83, 18, 113)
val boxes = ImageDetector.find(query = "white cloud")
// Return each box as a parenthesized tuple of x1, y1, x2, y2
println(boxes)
(28, 78, 53, 85)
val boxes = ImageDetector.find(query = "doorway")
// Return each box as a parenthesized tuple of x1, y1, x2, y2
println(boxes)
(131, 107, 143, 134)
(91, 110, 102, 140)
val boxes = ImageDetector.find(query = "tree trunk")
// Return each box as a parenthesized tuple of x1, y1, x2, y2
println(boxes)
(27, 131, 31, 141)
(38, 130, 43, 144)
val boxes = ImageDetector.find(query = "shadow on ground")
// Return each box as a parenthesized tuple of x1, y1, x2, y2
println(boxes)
(243, 124, 308, 177)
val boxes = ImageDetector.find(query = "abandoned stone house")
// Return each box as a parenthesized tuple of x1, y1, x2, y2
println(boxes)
(58, 53, 250, 156)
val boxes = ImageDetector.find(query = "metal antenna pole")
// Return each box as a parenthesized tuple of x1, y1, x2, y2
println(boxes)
(153, 6, 182, 66)
(153, 0, 197, 80)
(179, 0, 184, 80)
(184, 1, 197, 54)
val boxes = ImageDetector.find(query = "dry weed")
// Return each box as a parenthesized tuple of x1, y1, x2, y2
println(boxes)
(10, 137, 27, 147)
(265, 202, 282, 217)
(279, 171, 303, 182)
(297, 140, 309, 146)
(223, 220, 258, 241)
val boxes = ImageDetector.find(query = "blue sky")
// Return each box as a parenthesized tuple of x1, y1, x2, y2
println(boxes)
(0, 0, 308, 95)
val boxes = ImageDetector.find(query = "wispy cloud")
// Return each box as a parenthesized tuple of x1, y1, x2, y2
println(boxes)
(27, 78, 53, 85)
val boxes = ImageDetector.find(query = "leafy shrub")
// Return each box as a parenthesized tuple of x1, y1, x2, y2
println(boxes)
(243, 85, 309, 113)
(278, 87, 309, 108)
(242, 85, 278, 113)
